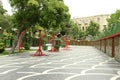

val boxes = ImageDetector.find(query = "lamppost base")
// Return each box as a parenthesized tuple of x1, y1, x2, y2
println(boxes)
(31, 49, 48, 56)
(63, 46, 71, 50)
(48, 47, 58, 52)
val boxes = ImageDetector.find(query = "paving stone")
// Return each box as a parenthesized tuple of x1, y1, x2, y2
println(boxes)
(0, 46, 120, 80)
(23, 74, 73, 80)
(70, 74, 114, 80)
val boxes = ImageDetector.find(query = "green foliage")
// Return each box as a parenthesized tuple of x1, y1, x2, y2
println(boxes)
(107, 10, 120, 29)
(39, 0, 70, 29)
(55, 45, 60, 51)
(9, 0, 70, 53)
(42, 45, 48, 50)
(56, 39, 61, 45)
(96, 10, 120, 39)
(0, 40, 5, 53)
(9, 0, 70, 31)
(23, 42, 30, 50)
(55, 39, 61, 51)
(61, 44, 65, 47)
(86, 21, 100, 40)
(0, 4, 12, 30)
(69, 21, 85, 40)
(0, 4, 7, 14)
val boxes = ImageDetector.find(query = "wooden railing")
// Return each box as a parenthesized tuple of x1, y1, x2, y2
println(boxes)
(69, 40, 93, 46)
(93, 32, 120, 62)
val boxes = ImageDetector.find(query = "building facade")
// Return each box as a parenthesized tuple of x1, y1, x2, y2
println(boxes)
(72, 14, 110, 32)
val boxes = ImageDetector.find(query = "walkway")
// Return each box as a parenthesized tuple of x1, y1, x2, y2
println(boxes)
(0, 46, 120, 80)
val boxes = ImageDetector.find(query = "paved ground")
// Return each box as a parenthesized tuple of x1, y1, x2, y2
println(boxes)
(0, 46, 120, 80)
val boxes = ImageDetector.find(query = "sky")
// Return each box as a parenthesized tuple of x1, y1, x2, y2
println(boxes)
(64, 0, 120, 18)
(1, 0, 120, 18)
(1, 0, 12, 15)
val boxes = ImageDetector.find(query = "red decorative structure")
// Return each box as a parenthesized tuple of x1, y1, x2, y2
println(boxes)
(31, 30, 48, 56)
(49, 33, 57, 52)
(64, 35, 71, 50)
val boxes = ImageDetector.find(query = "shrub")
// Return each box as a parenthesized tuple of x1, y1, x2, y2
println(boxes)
(55, 45, 60, 51)
(0, 42, 5, 53)
(55, 39, 61, 51)
(42, 45, 48, 50)
(23, 43, 30, 50)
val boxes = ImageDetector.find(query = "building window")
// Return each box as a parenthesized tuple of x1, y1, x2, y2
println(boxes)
(82, 26, 84, 30)
(97, 18, 100, 21)
(85, 23, 88, 25)
(103, 25, 106, 29)
(79, 24, 81, 26)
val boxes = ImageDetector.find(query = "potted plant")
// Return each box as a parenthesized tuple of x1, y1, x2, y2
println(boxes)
(23, 42, 30, 50)
(55, 39, 61, 51)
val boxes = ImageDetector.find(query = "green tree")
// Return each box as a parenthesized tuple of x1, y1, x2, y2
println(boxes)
(0, 4, 13, 40)
(69, 21, 85, 40)
(9, 0, 70, 54)
(39, 0, 70, 30)
(0, 4, 8, 29)
(107, 10, 120, 29)
(86, 21, 100, 40)
(96, 10, 120, 39)
(9, 0, 42, 54)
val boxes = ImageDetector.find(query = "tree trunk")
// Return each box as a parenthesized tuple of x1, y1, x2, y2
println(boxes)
(9, 30, 26, 54)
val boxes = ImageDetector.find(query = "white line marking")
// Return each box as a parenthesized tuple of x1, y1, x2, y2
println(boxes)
(65, 58, 113, 80)
(110, 75, 120, 80)
(17, 73, 41, 80)
(0, 68, 18, 74)
(17, 72, 37, 74)
(42, 68, 60, 74)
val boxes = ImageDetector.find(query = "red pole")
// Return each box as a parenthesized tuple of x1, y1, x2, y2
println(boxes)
(31, 30, 48, 56)
(104, 39, 106, 53)
(64, 34, 71, 50)
(112, 37, 115, 57)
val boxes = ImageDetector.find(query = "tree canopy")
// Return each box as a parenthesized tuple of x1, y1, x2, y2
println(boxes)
(9, 0, 70, 53)
(107, 10, 120, 28)
(10, 0, 70, 31)
(0, 4, 8, 29)
(39, 0, 70, 29)
(86, 21, 100, 39)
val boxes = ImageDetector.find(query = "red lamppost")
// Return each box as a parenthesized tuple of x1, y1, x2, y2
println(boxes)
(64, 24, 71, 50)
(31, 30, 48, 56)
(64, 32, 70, 50)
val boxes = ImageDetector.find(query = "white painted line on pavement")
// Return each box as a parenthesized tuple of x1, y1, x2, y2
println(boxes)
(110, 71, 120, 80)
(17, 73, 41, 80)
(42, 68, 60, 74)
(117, 71, 120, 75)
(65, 58, 114, 80)
(110, 75, 120, 80)
(17, 72, 37, 74)
(29, 62, 53, 68)
(0, 68, 18, 74)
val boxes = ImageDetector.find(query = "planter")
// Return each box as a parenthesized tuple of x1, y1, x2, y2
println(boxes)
(42, 45, 48, 50)
(55, 45, 60, 51)
(24, 43, 30, 50)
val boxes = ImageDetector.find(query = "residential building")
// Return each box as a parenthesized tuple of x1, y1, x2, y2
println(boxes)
(72, 14, 110, 32)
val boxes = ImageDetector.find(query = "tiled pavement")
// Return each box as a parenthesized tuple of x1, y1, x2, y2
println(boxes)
(0, 46, 120, 80)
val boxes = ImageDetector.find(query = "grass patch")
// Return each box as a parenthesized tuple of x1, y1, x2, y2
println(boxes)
(14, 49, 37, 53)
(0, 51, 9, 56)
(0, 49, 37, 56)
